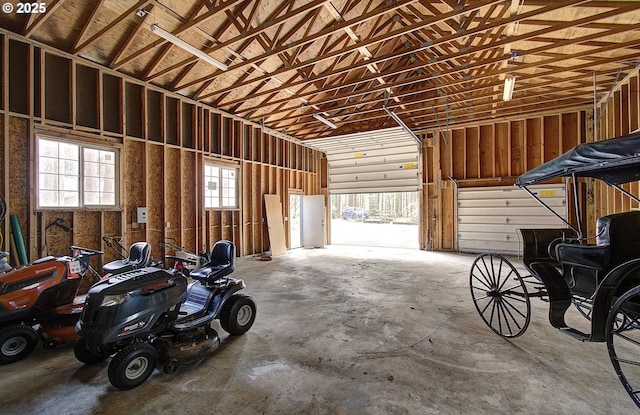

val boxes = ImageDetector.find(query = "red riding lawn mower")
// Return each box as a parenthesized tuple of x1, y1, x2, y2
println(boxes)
(0, 244, 104, 364)
(0, 212, 155, 364)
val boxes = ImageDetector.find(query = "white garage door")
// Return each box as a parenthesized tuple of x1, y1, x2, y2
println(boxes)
(457, 184, 568, 256)
(305, 127, 420, 194)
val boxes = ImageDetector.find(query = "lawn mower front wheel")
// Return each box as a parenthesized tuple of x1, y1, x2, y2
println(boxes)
(0, 324, 38, 365)
(108, 343, 157, 390)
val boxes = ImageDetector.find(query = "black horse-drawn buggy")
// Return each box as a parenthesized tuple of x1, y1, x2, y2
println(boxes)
(469, 131, 640, 408)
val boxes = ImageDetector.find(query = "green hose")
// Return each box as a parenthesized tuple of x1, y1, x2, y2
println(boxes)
(10, 214, 28, 265)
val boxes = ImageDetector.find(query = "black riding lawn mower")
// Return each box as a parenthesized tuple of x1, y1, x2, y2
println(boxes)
(74, 240, 256, 390)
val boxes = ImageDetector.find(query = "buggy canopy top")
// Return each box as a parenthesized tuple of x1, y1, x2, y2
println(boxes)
(516, 131, 640, 187)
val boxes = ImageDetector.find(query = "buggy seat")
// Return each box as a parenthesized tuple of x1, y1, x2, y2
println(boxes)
(189, 240, 235, 284)
(102, 241, 151, 275)
(555, 211, 640, 297)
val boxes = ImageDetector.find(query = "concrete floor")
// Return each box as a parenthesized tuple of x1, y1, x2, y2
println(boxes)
(330, 218, 419, 249)
(0, 246, 636, 414)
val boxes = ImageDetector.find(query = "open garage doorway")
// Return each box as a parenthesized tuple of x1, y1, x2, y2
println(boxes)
(330, 192, 419, 249)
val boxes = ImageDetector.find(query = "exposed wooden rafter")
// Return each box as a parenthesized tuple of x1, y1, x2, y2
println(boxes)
(1, 0, 638, 140)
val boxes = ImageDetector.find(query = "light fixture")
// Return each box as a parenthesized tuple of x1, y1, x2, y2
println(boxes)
(149, 24, 228, 71)
(383, 105, 421, 143)
(313, 113, 338, 129)
(503, 74, 515, 101)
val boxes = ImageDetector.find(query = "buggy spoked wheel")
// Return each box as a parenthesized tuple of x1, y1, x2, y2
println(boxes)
(470, 254, 530, 338)
(108, 343, 157, 390)
(0, 324, 38, 364)
(606, 286, 640, 409)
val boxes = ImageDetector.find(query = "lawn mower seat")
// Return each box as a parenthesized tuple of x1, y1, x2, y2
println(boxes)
(102, 241, 151, 275)
(555, 211, 640, 296)
(189, 240, 235, 284)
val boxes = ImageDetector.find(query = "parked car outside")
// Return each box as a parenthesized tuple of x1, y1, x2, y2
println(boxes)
(341, 207, 368, 220)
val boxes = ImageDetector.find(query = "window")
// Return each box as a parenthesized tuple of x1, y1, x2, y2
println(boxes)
(37, 137, 118, 208)
(204, 163, 238, 208)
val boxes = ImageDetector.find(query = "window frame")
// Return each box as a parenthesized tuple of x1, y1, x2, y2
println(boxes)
(203, 161, 239, 209)
(36, 135, 120, 209)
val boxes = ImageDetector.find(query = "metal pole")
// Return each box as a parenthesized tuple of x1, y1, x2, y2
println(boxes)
(593, 71, 597, 142)
(519, 185, 578, 233)
(572, 173, 583, 239)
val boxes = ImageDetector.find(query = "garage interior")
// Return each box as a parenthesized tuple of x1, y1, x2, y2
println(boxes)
(1, 0, 640, 413)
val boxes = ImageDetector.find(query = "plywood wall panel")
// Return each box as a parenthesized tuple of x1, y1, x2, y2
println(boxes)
(124, 139, 145, 243)
(631, 182, 639, 210)
(241, 162, 252, 256)
(479, 125, 493, 178)
(630, 75, 638, 132)
(233, 211, 241, 246)
(495, 123, 509, 177)
(164, 147, 180, 245)
(181, 150, 196, 252)
(544, 116, 560, 163)
(208, 210, 221, 246)
(441, 184, 454, 251)
(451, 129, 465, 180)
(220, 211, 229, 241)
(526, 118, 542, 169)
(41, 211, 73, 257)
(465, 127, 479, 179)
(561, 113, 578, 153)
(73, 211, 101, 253)
(621, 84, 630, 135)
(8, 116, 29, 262)
(101, 211, 121, 264)
(510, 120, 525, 176)
(606, 99, 615, 139)
(438, 134, 451, 179)
(614, 90, 622, 138)
(0, 38, 325, 261)
(424, 142, 433, 183)
(145, 143, 164, 260)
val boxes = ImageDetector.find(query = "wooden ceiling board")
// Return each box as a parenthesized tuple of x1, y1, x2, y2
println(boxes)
(30, 0, 95, 50)
(0, 0, 639, 140)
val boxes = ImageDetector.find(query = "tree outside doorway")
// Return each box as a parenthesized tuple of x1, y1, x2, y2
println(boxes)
(330, 192, 419, 248)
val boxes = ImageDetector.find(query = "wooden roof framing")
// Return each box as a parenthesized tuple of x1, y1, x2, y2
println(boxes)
(1, 0, 639, 141)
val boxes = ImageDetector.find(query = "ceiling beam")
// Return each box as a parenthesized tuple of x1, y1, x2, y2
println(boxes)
(73, 0, 149, 54)
(24, 0, 64, 37)
(206, 0, 595, 108)
(174, 0, 426, 91)
(111, 0, 245, 69)
(238, 6, 640, 120)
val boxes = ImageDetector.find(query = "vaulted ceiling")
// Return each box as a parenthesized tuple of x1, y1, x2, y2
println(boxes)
(1, 0, 639, 141)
